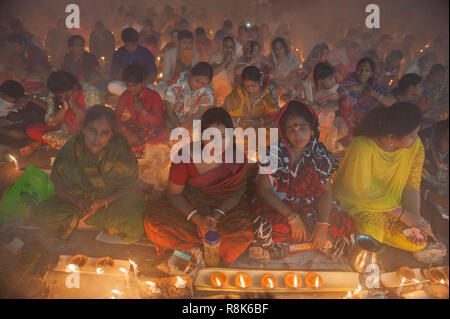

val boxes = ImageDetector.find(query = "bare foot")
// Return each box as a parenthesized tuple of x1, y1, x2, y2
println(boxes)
(78, 219, 95, 230)
(19, 141, 42, 157)
(248, 246, 270, 261)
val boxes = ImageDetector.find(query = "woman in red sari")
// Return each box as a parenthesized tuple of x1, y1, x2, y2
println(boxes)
(144, 107, 253, 265)
(250, 100, 355, 260)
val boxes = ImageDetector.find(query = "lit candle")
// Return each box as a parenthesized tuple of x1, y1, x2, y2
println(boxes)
(261, 274, 278, 289)
(389, 79, 393, 86)
(8, 154, 19, 170)
(235, 272, 252, 289)
(305, 272, 323, 290)
(146, 281, 161, 294)
(129, 259, 138, 276)
(174, 276, 187, 289)
(211, 272, 227, 288)
(284, 273, 302, 289)
(158, 72, 163, 79)
(397, 277, 406, 295)
(157, 56, 161, 63)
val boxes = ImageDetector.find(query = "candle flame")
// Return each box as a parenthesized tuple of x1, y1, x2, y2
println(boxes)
(420, 49, 424, 53)
(267, 278, 274, 289)
(8, 154, 17, 164)
(440, 279, 445, 284)
(101, 56, 105, 60)
(158, 72, 163, 79)
(96, 267, 104, 274)
(215, 277, 221, 287)
(293, 275, 298, 288)
(315, 276, 319, 288)
(354, 285, 362, 294)
(119, 267, 128, 274)
(157, 56, 161, 62)
(65, 264, 78, 272)
(111, 289, 122, 295)
(239, 274, 246, 288)
(389, 79, 393, 86)
(345, 291, 352, 299)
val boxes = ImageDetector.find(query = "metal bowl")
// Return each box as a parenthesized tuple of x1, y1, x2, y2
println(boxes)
(356, 234, 384, 253)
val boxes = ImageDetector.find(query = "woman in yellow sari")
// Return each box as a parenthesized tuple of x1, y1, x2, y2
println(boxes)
(333, 102, 436, 252)
(223, 66, 279, 131)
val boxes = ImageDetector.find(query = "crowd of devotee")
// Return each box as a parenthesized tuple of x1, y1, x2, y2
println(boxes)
(0, 0, 448, 268)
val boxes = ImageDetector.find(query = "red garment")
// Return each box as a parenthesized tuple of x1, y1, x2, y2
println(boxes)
(65, 90, 87, 134)
(26, 123, 60, 144)
(169, 153, 247, 200)
(116, 87, 164, 129)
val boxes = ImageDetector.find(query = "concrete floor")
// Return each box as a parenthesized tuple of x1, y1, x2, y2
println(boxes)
(0, 145, 448, 299)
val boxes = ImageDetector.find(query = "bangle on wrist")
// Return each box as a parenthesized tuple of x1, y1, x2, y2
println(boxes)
(424, 189, 431, 202)
(213, 208, 226, 217)
(397, 208, 406, 222)
(316, 221, 330, 227)
(288, 213, 299, 224)
(186, 209, 198, 221)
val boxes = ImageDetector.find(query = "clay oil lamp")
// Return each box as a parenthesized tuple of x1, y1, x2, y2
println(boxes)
(284, 273, 302, 289)
(261, 274, 278, 289)
(305, 272, 323, 290)
(235, 272, 252, 289)
(211, 272, 227, 288)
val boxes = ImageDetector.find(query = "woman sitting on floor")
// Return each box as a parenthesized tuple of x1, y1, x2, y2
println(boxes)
(22, 70, 101, 156)
(144, 107, 253, 265)
(250, 100, 355, 260)
(31, 105, 148, 244)
(333, 102, 436, 252)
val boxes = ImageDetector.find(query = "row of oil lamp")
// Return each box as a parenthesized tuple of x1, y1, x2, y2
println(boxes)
(210, 271, 323, 290)
(65, 255, 188, 298)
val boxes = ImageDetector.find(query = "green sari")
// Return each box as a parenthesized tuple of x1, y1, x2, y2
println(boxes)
(31, 131, 147, 243)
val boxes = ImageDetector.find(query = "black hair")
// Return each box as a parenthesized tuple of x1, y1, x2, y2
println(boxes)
(223, 20, 233, 29)
(249, 40, 261, 54)
(121, 27, 139, 43)
(238, 25, 249, 32)
(195, 27, 206, 36)
(313, 62, 336, 87)
(83, 104, 117, 130)
(47, 71, 79, 94)
(122, 62, 145, 83)
(397, 73, 422, 94)
(178, 30, 193, 41)
(68, 35, 85, 47)
(0, 80, 25, 99)
(201, 107, 234, 134)
(143, 18, 153, 27)
(388, 49, 403, 61)
(279, 100, 319, 139)
(250, 25, 260, 33)
(428, 64, 446, 77)
(242, 65, 261, 83)
(271, 37, 289, 55)
(223, 36, 235, 44)
(419, 52, 438, 67)
(190, 62, 213, 80)
(357, 57, 376, 73)
(7, 33, 26, 45)
(353, 103, 423, 139)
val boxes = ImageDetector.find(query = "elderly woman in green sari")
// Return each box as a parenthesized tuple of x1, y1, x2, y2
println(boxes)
(31, 105, 147, 243)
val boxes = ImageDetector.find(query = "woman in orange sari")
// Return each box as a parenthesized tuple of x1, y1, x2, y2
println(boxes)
(144, 108, 253, 265)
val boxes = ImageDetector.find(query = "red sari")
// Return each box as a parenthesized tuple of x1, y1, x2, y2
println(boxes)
(116, 87, 166, 152)
(144, 149, 253, 264)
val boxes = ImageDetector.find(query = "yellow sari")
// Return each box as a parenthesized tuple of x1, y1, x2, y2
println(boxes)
(333, 136, 425, 251)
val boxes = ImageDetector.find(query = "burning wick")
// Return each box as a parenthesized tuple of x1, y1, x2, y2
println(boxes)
(96, 267, 104, 274)
(111, 289, 122, 295)
(240, 275, 246, 288)
(157, 56, 161, 62)
(101, 56, 105, 61)
(267, 278, 274, 289)
(146, 281, 161, 294)
(397, 277, 407, 295)
(129, 259, 138, 276)
(215, 277, 222, 287)
(65, 264, 79, 272)
(174, 276, 187, 289)
(389, 79, 393, 86)
(293, 275, 298, 288)
(314, 277, 320, 289)
(158, 72, 163, 79)
(8, 154, 19, 170)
